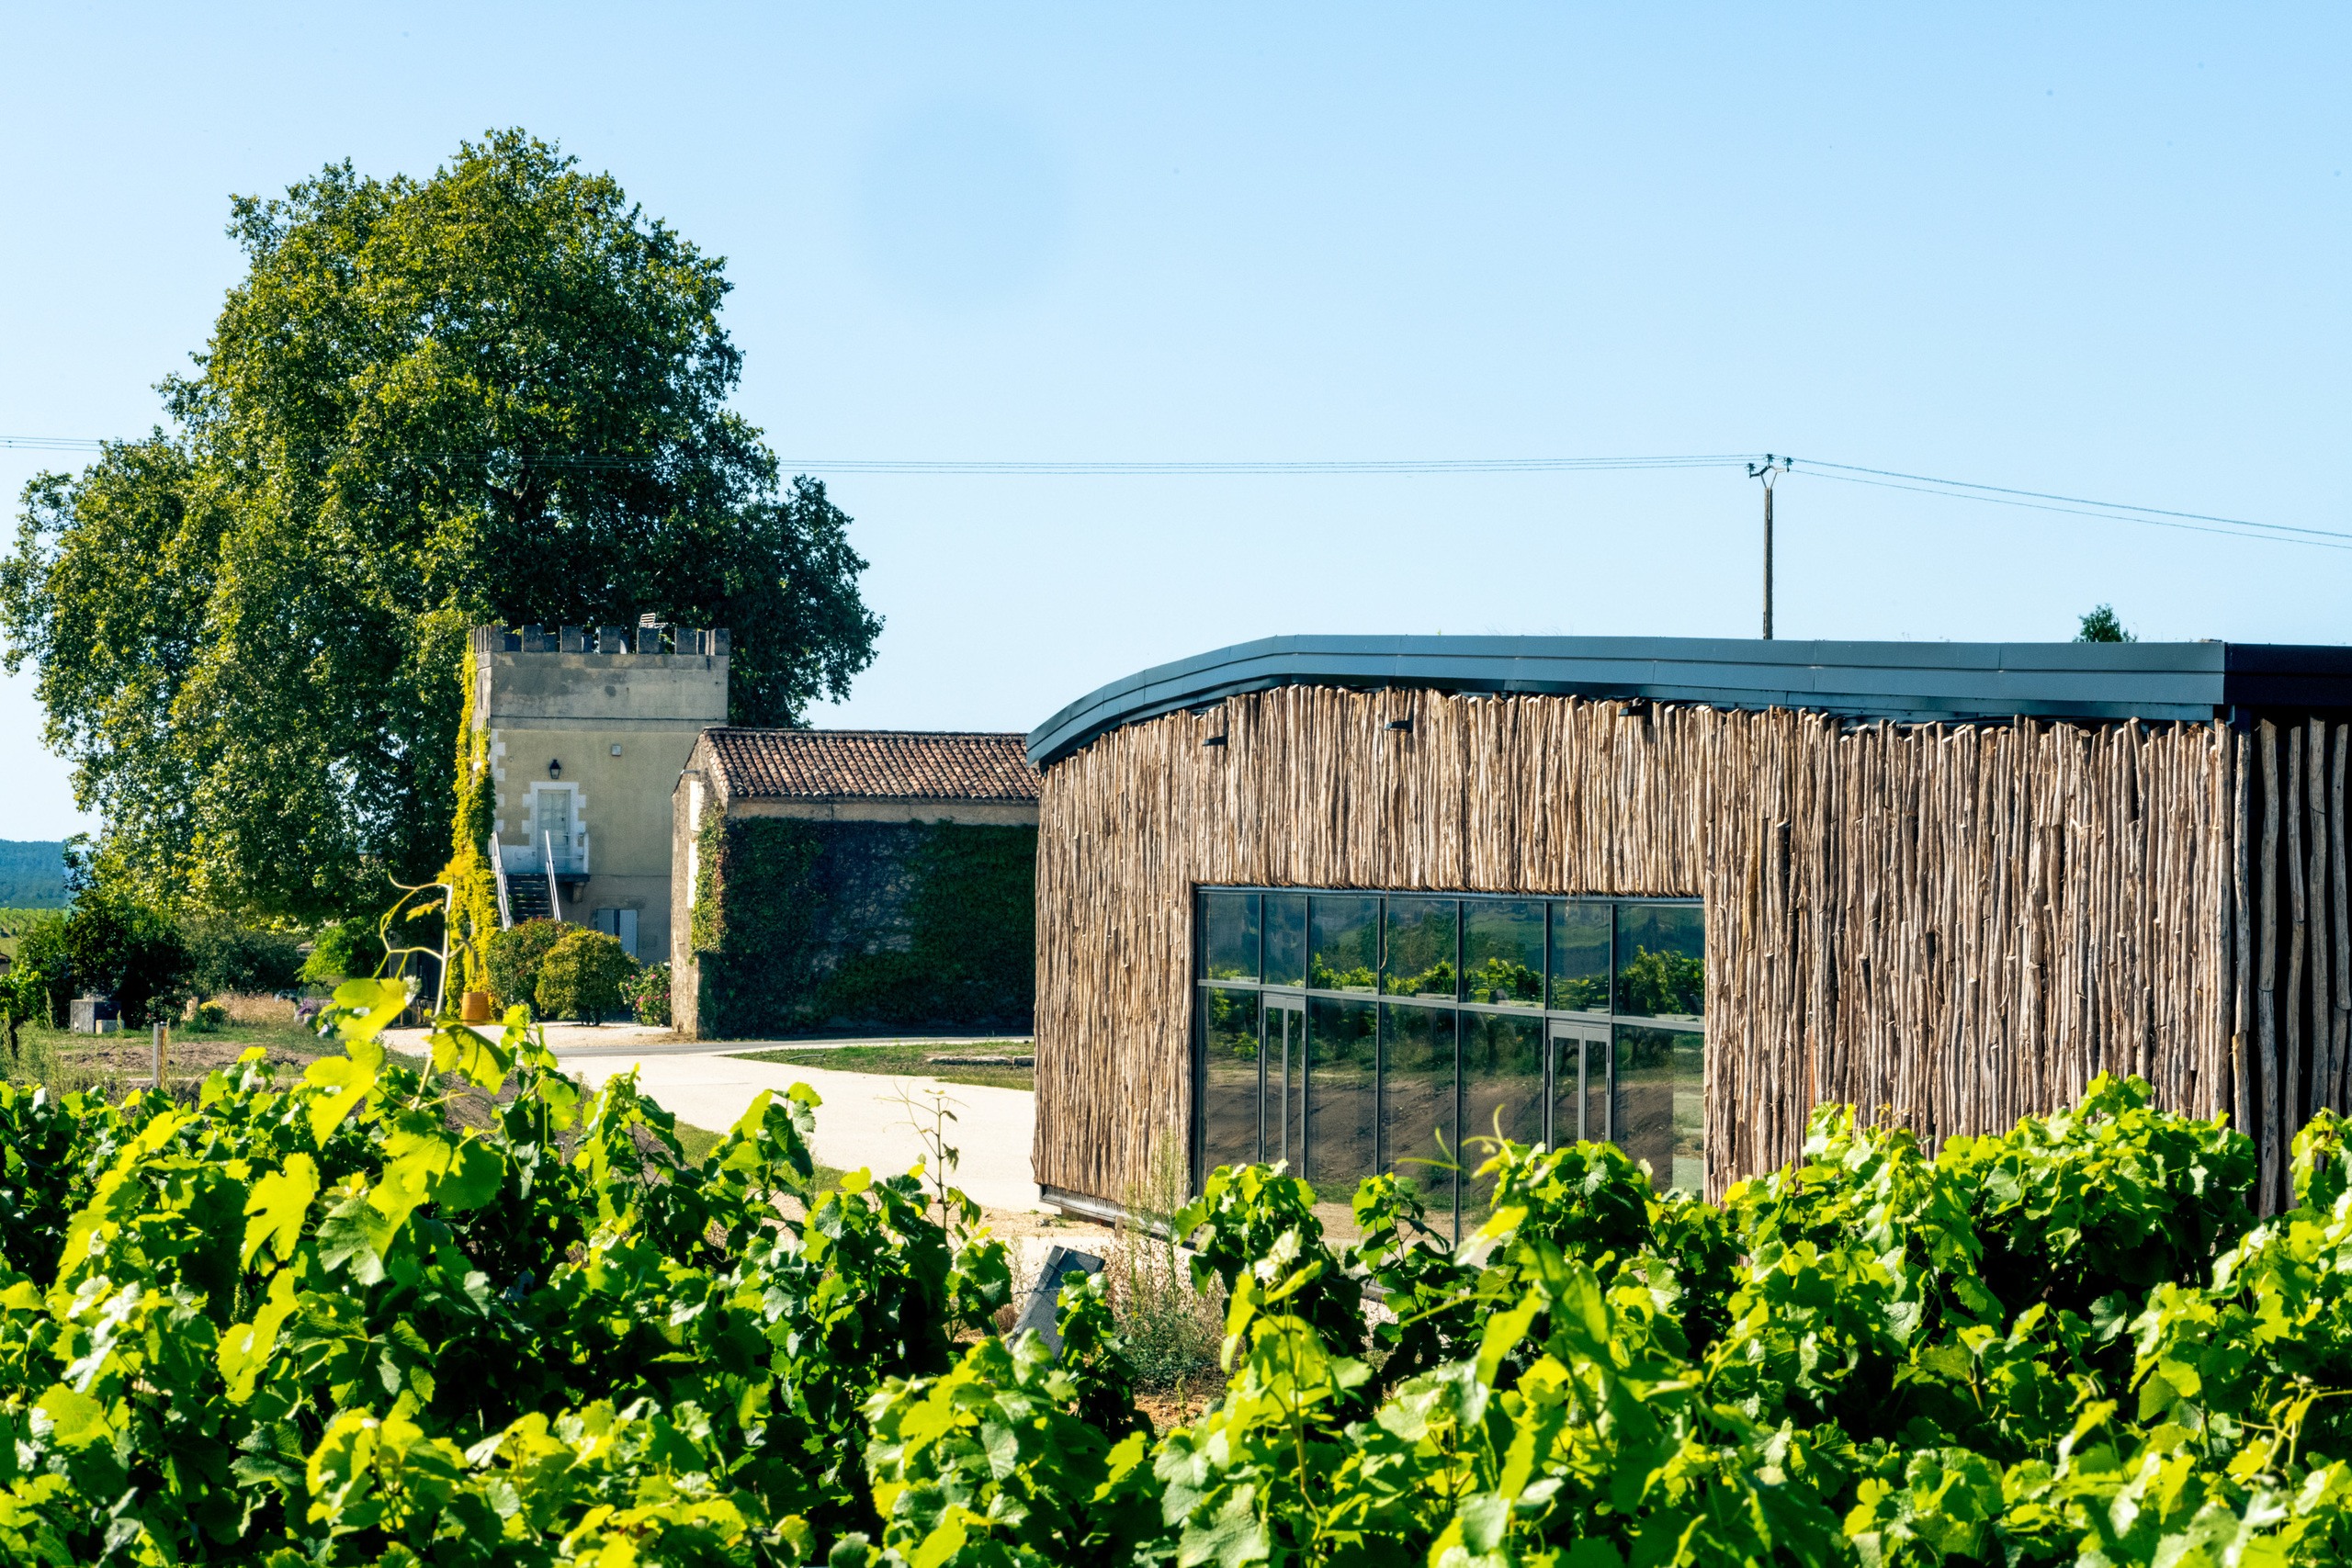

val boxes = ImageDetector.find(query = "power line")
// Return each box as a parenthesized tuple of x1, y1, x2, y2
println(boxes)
(4, 434, 2346, 551)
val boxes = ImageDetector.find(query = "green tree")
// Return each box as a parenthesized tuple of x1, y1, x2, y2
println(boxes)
(0, 130, 881, 921)
(60, 889, 193, 1028)
(2076, 602, 2135, 642)
(535, 928, 637, 1022)
(182, 914, 305, 999)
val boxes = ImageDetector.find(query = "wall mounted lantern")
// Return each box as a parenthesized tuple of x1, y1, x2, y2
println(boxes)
(548, 758, 563, 780)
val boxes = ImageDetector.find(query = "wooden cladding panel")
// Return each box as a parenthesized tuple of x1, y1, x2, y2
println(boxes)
(1034, 686, 2329, 1208)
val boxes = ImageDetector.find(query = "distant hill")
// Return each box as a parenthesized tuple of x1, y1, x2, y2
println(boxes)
(0, 841, 67, 908)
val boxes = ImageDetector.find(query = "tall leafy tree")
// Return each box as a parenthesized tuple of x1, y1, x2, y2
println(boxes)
(1, 130, 880, 919)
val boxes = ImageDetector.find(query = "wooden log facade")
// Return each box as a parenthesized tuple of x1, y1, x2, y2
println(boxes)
(1033, 685, 2351, 1211)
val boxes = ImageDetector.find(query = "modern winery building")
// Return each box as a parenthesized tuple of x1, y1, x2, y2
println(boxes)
(1025, 635, 2352, 1231)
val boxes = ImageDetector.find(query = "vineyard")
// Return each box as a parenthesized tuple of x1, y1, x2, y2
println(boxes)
(3, 986, 2352, 1565)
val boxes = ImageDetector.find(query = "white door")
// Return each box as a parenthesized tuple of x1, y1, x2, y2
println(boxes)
(536, 788, 572, 871)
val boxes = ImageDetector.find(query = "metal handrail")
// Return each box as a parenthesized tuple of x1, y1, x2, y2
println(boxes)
(487, 834, 514, 928)
(542, 831, 562, 922)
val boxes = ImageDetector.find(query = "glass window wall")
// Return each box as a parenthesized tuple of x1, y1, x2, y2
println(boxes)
(1310, 896, 1381, 993)
(1195, 887, 1707, 1240)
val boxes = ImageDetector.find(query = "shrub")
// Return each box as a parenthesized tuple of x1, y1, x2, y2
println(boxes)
(7, 910, 68, 1025)
(535, 928, 637, 1022)
(482, 917, 567, 1010)
(628, 959, 673, 1026)
(299, 915, 385, 985)
(0, 981, 1009, 1562)
(60, 889, 191, 1027)
(0, 1001, 2337, 1567)
(182, 914, 305, 998)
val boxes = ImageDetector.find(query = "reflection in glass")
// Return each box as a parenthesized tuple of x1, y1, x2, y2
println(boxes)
(1462, 1012, 1544, 1219)
(1550, 1024, 1610, 1145)
(1307, 998, 1377, 1236)
(1615, 1025, 1703, 1194)
(1380, 1004, 1458, 1238)
(1267, 1001, 1306, 1170)
(1614, 903, 1704, 1021)
(1310, 896, 1381, 992)
(1384, 897, 1458, 998)
(1549, 902, 1611, 1013)
(1463, 900, 1545, 1008)
(1263, 895, 1307, 987)
(1201, 988, 1262, 1173)
(1201, 892, 1260, 981)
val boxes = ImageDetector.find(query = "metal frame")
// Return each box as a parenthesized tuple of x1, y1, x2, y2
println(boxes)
(1192, 886, 1705, 1235)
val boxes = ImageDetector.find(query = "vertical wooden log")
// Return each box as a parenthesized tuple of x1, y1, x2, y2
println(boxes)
(2260, 720, 2282, 1211)
(2336, 725, 2351, 1113)
(2312, 721, 2335, 1114)
(2233, 728, 2256, 1134)
(2289, 727, 2309, 1152)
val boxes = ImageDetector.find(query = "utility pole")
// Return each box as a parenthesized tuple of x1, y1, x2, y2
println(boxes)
(1747, 455, 1791, 639)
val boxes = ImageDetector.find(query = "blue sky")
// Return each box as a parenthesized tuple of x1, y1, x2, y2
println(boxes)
(4, 5, 2347, 840)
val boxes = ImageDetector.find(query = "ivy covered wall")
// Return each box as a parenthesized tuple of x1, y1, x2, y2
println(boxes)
(689, 814, 1035, 1037)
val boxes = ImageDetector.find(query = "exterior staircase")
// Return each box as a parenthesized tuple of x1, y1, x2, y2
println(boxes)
(488, 834, 559, 926)
(506, 874, 555, 923)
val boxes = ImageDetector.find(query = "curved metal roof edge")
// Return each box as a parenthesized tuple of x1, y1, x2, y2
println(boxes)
(1026, 634, 2352, 769)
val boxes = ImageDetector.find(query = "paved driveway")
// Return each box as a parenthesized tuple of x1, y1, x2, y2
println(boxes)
(379, 1025, 1043, 1211)
(558, 1044, 1040, 1212)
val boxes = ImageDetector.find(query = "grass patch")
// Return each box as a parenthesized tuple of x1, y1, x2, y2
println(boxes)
(729, 1042, 1034, 1092)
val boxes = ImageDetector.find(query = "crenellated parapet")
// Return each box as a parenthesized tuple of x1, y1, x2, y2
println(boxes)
(470, 622, 730, 658)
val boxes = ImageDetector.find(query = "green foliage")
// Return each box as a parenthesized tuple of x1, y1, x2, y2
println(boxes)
(628, 960, 673, 1027)
(439, 637, 500, 997)
(0, 129, 880, 920)
(47, 886, 194, 1026)
(0, 974, 1013, 1562)
(300, 916, 386, 987)
(695, 818, 1037, 1036)
(483, 919, 568, 1012)
(2, 990, 2345, 1565)
(182, 914, 305, 999)
(6, 911, 68, 1027)
(2077, 603, 2136, 643)
(534, 929, 637, 1023)
(854, 1074, 2352, 1568)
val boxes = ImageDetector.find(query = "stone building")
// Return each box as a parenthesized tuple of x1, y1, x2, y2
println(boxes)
(671, 729, 1040, 1039)
(471, 622, 729, 961)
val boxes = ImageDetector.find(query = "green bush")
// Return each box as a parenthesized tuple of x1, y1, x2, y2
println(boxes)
(6, 910, 68, 1026)
(183, 914, 305, 998)
(534, 928, 637, 1023)
(5, 1012, 2346, 1566)
(55, 888, 192, 1027)
(299, 915, 386, 985)
(481, 917, 567, 1010)
(628, 958, 673, 1026)
(0, 979, 1007, 1562)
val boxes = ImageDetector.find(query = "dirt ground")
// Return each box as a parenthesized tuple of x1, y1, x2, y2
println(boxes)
(40, 1032, 322, 1089)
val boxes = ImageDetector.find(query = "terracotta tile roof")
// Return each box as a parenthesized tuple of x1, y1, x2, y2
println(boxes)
(704, 728, 1040, 803)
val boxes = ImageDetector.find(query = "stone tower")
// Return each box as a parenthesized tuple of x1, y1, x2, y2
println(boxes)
(470, 622, 729, 962)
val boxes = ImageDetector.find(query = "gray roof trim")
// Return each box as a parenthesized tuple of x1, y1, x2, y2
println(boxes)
(1026, 635, 2352, 768)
